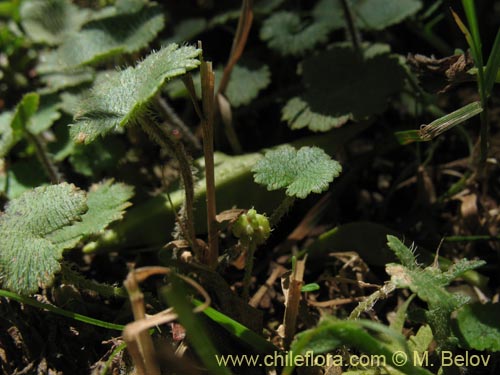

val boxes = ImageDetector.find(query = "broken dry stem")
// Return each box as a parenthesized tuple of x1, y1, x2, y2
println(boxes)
(283, 257, 306, 349)
(215, 0, 254, 153)
(201, 61, 219, 268)
(123, 269, 160, 375)
(123, 267, 211, 375)
(249, 265, 286, 308)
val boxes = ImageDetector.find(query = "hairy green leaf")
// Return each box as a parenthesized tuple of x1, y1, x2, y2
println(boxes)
(0, 158, 48, 199)
(38, 4, 165, 72)
(386, 235, 486, 349)
(0, 183, 87, 295)
(0, 93, 39, 157)
(253, 145, 342, 199)
(56, 180, 134, 242)
(456, 303, 500, 351)
(283, 46, 404, 132)
(20, 0, 89, 45)
(386, 235, 418, 269)
(260, 11, 330, 56)
(70, 44, 201, 144)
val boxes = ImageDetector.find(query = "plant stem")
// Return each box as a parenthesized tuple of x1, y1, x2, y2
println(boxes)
(283, 258, 305, 349)
(215, 0, 254, 154)
(123, 270, 160, 375)
(348, 282, 396, 320)
(270, 196, 296, 228)
(201, 61, 219, 268)
(61, 264, 128, 298)
(26, 131, 61, 184)
(444, 234, 500, 242)
(155, 95, 201, 150)
(218, 0, 254, 94)
(242, 242, 257, 300)
(139, 118, 201, 260)
(0, 288, 124, 331)
(478, 103, 489, 167)
(340, 0, 362, 56)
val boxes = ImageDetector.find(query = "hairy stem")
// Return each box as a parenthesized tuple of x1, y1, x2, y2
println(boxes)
(155, 95, 201, 150)
(61, 264, 128, 298)
(139, 118, 200, 260)
(25, 132, 62, 184)
(270, 196, 296, 228)
(242, 242, 257, 300)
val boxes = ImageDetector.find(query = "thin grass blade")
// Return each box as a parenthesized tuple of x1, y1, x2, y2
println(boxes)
(192, 299, 278, 354)
(163, 276, 232, 375)
(395, 101, 482, 144)
(418, 101, 482, 140)
(461, 0, 482, 54)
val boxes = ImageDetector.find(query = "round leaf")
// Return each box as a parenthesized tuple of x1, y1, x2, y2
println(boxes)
(253, 146, 342, 199)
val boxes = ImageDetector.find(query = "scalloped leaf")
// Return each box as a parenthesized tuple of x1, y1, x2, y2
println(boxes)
(0, 183, 87, 295)
(456, 303, 500, 351)
(0, 93, 39, 157)
(37, 4, 165, 72)
(0, 158, 48, 199)
(163, 18, 208, 44)
(40, 67, 95, 93)
(353, 0, 422, 30)
(283, 46, 404, 132)
(166, 64, 271, 107)
(210, 0, 285, 27)
(226, 65, 271, 107)
(55, 180, 134, 241)
(20, 0, 89, 45)
(27, 94, 62, 134)
(70, 44, 201, 144)
(69, 137, 127, 177)
(260, 11, 330, 56)
(252, 145, 342, 199)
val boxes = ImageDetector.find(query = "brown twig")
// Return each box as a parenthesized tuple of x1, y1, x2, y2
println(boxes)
(282, 257, 306, 349)
(249, 265, 286, 308)
(200, 60, 219, 268)
(215, 0, 254, 153)
(123, 267, 211, 375)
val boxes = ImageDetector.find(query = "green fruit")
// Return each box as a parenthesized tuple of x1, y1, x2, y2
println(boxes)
(232, 208, 271, 245)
